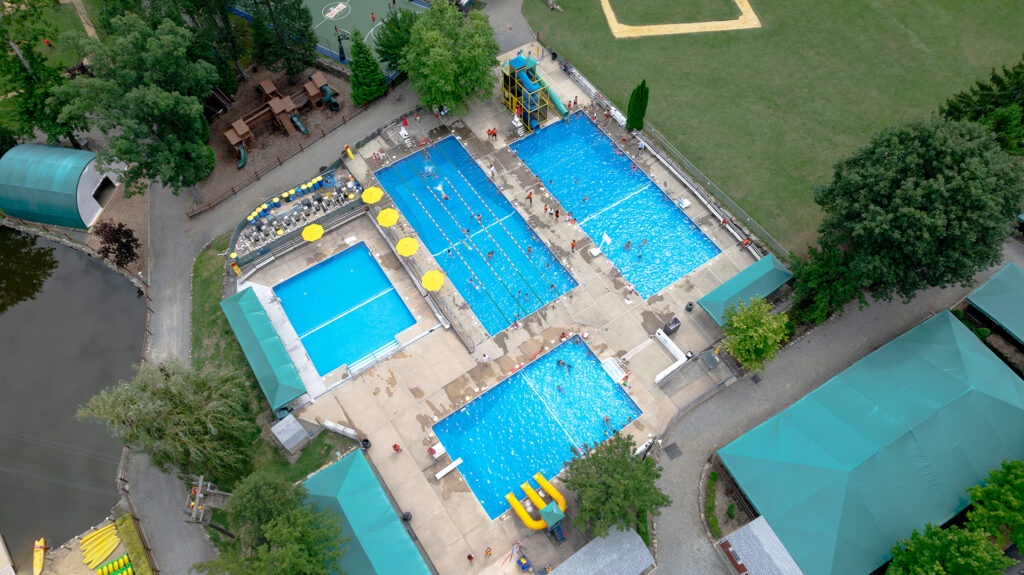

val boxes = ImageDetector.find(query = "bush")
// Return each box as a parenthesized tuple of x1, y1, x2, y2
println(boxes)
(975, 327, 992, 339)
(706, 471, 721, 538)
(637, 508, 651, 546)
(727, 503, 736, 519)
(952, 309, 964, 320)
(115, 515, 154, 575)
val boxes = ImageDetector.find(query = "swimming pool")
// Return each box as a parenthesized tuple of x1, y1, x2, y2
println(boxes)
(375, 137, 577, 335)
(273, 243, 416, 376)
(432, 336, 642, 519)
(511, 113, 721, 298)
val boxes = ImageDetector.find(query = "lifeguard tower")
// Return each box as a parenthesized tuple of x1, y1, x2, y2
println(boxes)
(501, 55, 567, 133)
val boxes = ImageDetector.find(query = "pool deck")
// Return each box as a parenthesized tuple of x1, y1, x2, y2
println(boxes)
(248, 43, 758, 574)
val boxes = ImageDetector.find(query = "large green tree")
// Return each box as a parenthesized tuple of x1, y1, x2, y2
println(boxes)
(250, 0, 317, 76)
(942, 54, 1024, 155)
(198, 472, 347, 575)
(790, 244, 867, 325)
(402, 1, 499, 113)
(887, 524, 1012, 575)
(967, 460, 1024, 549)
(722, 297, 789, 372)
(52, 15, 218, 195)
(348, 29, 387, 106)
(77, 360, 260, 486)
(375, 8, 418, 74)
(813, 117, 1024, 303)
(564, 434, 670, 537)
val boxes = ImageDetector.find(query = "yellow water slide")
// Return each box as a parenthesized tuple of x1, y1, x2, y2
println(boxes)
(534, 473, 567, 512)
(505, 492, 547, 530)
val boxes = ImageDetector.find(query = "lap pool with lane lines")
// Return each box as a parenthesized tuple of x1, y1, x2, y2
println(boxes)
(511, 113, 721, 298)
(375, 136, 577, 336)
(273, 242, 416, 376)
(432, 336, 642, 519)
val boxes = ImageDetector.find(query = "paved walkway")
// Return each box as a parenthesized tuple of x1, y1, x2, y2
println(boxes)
(482, 0, 535, 52)
(654, 239, 1024, 574)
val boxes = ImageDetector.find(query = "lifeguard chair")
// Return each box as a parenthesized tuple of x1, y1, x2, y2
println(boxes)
(502, 55, 560, 133)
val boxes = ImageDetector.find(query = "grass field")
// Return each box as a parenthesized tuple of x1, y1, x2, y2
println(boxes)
(523, 0, 1024, 251)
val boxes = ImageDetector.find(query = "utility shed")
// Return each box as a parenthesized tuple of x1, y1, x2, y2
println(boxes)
(550, 527, 654, 575)
(0, 144, 118, 229)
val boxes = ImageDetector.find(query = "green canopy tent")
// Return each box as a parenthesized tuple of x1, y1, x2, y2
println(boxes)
(967, 262, 1024, 346)
(698, 254, 792, 326)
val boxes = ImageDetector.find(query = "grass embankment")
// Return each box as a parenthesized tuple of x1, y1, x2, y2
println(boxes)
(115, 514, 155, 575)
(706, 471, 721, 538)
(524, 0, 1024, 251)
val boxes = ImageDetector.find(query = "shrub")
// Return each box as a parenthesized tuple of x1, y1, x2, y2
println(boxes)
(115, 515, 154, 575)
(637, 508, 651, 546)
(975, 327, 991, 339)
(952, 309, 964, 320)
(727, 503, 736, 519)
(706, 471, 722, 538)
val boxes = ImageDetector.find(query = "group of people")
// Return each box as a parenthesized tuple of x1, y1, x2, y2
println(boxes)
(486, 127, 499, 141)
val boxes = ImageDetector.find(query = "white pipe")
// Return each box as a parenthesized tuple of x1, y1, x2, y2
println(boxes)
(322, 420, 361, 441)
(654, 328, 687, 385)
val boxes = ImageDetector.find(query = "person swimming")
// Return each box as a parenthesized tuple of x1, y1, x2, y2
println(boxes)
(624, 241, 632, 250)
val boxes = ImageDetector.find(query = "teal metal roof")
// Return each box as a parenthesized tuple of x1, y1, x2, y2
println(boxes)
(968, 262, 1024, 346)
(718, 311, 1024, 575)
(698, 254, 792, 326)
(305, 451, 432, 575)
(220, 287, 306, 410)
(0, 144, 95, 229)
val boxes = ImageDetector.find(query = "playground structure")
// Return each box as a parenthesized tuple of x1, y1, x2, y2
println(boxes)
(505, 473, 568, 541)
(501, 55, 568, 133)
(222, 72, 339, 168)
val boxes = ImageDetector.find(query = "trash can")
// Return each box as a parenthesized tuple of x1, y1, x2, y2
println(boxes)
(664, 317, 681, 335)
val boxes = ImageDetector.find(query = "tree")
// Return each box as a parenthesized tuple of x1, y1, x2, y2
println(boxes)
(375, 9, 418, 73)
(813, 117, 1024, 302)
(225, 471, 307, 551)
(52, 15, 219, 196)
(0, 227, 58, 315)
(722, 297, 789, 372)
(402, 1, 499, 113)
(94, 222, 141, 268)
(790, 243, 867, 325)
(76, 360, 260, 485)
(250, 0, 317, 76)
(626, 79, 649, 131)
(348, 29, 387, 106)
(967, 460, 1024, 549)
(887, 524, 1012, 575)
(563, 434, 670, 537)
(942, 54, 1024, 155)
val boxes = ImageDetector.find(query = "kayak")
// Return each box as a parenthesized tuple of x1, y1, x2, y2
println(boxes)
(32, 538, 45, 575)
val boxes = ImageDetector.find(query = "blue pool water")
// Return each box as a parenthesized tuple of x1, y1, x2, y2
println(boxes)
(511, 113, 721, 298)
(273, 243, 416, 376)
(432, 336, 642, 519)
(375, 137, 577, 335)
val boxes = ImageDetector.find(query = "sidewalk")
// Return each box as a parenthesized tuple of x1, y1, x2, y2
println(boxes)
(653, 239, 1024, 574)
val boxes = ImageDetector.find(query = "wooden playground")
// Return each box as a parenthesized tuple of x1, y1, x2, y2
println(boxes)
(223, 71, 342, 168)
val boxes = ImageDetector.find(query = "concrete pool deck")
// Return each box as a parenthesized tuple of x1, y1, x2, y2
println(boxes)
(243, 43, 759, 574)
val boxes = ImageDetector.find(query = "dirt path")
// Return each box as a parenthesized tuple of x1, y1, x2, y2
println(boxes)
(599, 0, 761, 38)
(59, 0, 98, 39)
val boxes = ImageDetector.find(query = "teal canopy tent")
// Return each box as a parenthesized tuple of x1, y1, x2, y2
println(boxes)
(698, 254, 792, 326)
(967, 262, 1024, 345)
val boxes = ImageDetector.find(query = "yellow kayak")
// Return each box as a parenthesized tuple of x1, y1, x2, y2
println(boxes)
(33, 538, 46, 575)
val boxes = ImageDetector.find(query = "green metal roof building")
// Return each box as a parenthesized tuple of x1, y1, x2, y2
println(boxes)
(698, 254, 792, 326)
(0, 144, 119, 229)
(967, 262, 1024, 346)
(718, 311, 1024, 575)
(220, 287, 306, 410)
(305, 450, 433, 575)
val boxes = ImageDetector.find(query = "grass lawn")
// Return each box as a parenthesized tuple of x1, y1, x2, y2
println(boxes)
(35, 3, 87, 68)
(192, 232, 253, 376)
(608, 0, 739, 25)
(524, 0, 1024, 251)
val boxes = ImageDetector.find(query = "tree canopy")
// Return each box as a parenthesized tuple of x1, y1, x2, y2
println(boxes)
(563, 434, 670, 537)
(942, 54, 1024, 155)
(375, 8, 418, 73)
(722, 297, 789, 372)
(348, 29, 387, 106)
(402, 1, 499, 113)
(790, 243, 867, 325)
(94, 222, 142, 268)
(223, 471, 308, 551)
(967, 459, 1024, 549)
(887, 524, 1012, 575)
(813, 117, 1024, 303)
(52, 14, 218, 195)
(626, 80, 649, 131)
(77, 359, 260, 486)
(250, 0, 317, 76)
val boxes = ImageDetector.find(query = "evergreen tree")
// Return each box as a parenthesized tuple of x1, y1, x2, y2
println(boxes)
(626, 80, 649, 131)
(942, 54, 1024, 155)
(348, 29, 387, 106)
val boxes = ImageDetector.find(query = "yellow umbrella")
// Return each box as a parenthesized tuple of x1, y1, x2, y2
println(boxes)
(377, 208, 399, 227)
(361, 186, 384, 204)
(396, 237, 419, 257)
(421, 270, 445, 292)
(302, 224, 324, 242)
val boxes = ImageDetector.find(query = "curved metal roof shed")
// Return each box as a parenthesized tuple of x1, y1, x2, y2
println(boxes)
(0, 144, 119, 229)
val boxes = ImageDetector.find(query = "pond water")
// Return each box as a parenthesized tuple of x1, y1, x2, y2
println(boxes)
(0, 227, 145, 568)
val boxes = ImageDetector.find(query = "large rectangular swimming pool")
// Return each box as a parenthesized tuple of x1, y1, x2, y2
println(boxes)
(511, 113, 721, 298)
(375, 137, 577, 335)
(273, 243, 416, 376)
(432, 336, 642, 519)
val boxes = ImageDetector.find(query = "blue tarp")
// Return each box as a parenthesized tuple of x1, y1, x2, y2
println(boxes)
(698, 254, 792, 326)
(718, 311, 1024, 575)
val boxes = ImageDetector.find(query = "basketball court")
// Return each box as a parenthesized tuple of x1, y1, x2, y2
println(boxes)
(230, 0, 427, 63)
